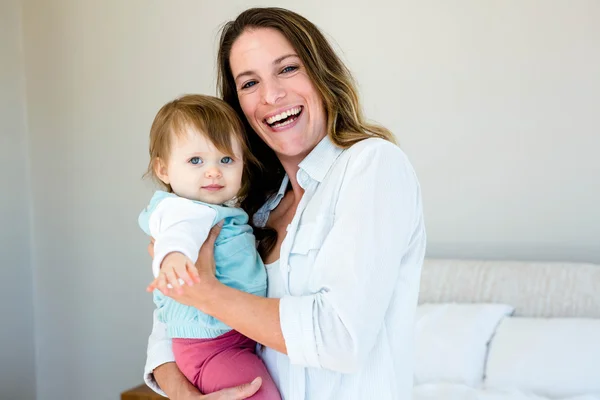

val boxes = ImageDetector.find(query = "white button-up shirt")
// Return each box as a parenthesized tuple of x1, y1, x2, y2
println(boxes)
(145, 136, 426, 399)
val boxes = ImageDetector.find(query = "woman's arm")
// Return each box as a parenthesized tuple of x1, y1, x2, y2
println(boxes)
(153, 362, 203, 399)
(153, 362, 262, 400)
(153, 363, 263, 400)
(144, 307, 177, 396)
(201, 282, 287, 354)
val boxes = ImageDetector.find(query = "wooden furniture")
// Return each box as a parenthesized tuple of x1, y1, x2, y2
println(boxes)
(121, 384, 166, 400)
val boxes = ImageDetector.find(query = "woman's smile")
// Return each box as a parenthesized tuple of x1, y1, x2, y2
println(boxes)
(264, 106, 303, 130)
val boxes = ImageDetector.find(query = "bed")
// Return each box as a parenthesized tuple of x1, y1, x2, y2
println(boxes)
(413, 258, 600, 400)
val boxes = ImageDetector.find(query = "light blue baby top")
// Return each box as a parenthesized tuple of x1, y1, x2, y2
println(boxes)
(139, 191, 267, 339)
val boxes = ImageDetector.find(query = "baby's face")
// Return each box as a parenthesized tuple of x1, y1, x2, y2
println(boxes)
(162, 128, 244, 205)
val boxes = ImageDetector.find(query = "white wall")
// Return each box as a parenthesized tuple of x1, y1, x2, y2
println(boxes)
(17, 0, 600, 399)
(0, 1, 36, 399)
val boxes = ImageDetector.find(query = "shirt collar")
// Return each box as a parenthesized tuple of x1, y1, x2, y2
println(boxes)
(258, 172, 289, 221)
(298, 135, 344, 184)
(255, 135, 344, 225)
(272, 173, 289, 205)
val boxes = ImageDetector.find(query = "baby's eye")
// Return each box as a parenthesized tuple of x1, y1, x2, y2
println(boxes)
(189, 157, 202, 165)
(221, 156, 233, 164)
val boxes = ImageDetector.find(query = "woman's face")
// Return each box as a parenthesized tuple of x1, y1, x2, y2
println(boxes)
(229, 28, 327, 162)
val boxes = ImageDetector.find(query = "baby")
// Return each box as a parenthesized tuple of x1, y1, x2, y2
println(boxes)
(138, 94, 280, 399)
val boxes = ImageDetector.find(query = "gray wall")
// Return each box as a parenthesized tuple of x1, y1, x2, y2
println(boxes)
(3, 0, 599, 399)
(0, 1, 36, 399)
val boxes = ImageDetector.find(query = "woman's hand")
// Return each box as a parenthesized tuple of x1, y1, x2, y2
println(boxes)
(146, 222, 223, 308)
(178, 378, 262, 400)
(153, 361, 262, 400)
(192, 378, 262, 400)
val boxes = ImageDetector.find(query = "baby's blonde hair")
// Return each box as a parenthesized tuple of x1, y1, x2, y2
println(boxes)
(145, 94, 259, 201)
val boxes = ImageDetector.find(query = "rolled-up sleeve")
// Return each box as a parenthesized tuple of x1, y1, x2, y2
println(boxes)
(144, 308, 175, 396)
(280, 140, 422, 373)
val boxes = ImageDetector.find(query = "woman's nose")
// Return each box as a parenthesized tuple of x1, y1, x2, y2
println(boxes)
(261, 79, 286, 105)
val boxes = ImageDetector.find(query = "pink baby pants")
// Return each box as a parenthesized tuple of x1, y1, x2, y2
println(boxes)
(172, 330, 280, 399)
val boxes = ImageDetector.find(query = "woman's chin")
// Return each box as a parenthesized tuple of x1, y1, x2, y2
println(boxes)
(272, 142, 313, 161)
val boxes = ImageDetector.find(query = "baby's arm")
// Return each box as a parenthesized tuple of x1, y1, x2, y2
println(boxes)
(146, 197, 217, 280)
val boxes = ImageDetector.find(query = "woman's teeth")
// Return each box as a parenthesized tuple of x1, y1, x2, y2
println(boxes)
(266, 107, 302, 126)
(272, 116, 297, 128)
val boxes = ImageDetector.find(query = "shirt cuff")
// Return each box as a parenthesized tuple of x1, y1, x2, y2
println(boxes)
(280, 294, 321, 368)
(143, 336, 175, 396)
(144, 346, 175, 397)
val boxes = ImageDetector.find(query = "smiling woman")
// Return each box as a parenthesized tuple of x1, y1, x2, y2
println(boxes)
(144, 7, 426, 400)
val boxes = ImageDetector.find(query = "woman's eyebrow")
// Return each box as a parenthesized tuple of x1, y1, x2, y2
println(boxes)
(273, 53, 298, 65)
(234, 54, 299, 82)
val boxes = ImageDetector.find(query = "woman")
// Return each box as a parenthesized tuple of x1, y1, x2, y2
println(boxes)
(145, 7, 426, 400)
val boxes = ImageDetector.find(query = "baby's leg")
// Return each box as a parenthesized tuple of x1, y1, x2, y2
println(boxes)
(173, 331, 280, 400)
(198, 340, 280, 399)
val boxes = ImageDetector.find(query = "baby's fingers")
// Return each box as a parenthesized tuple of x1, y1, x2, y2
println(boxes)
(155, 272, 170, 295)
(146, 278, 160, 292)
(174, 264, 195, 286)
(186, 260, 201, 284)
(164, 268, 183, 294)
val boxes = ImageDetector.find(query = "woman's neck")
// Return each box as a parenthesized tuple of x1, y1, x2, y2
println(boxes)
(275, 132, 327, 201)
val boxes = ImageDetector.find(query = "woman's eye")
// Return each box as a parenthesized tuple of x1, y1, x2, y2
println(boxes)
(189, 157, 202, 165)
(221, 156, 233, 164)
(241, 81, 257, 89)
(281, 65, 298, 74)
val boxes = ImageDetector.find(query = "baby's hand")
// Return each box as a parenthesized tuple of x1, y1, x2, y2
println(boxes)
(148, 252, 200, 294)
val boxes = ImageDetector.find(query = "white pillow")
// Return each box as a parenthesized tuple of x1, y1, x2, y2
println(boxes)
(485, 318, 600, 398)
(414, 303, 514, 387)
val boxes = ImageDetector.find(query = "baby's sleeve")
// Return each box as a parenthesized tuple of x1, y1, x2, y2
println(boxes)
(142, 196, 217, 278)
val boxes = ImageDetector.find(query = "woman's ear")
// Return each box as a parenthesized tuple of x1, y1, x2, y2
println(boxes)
(154, 158, 170, 185)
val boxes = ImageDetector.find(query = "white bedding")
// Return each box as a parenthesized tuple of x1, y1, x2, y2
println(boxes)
(413, 383, 600, 400)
